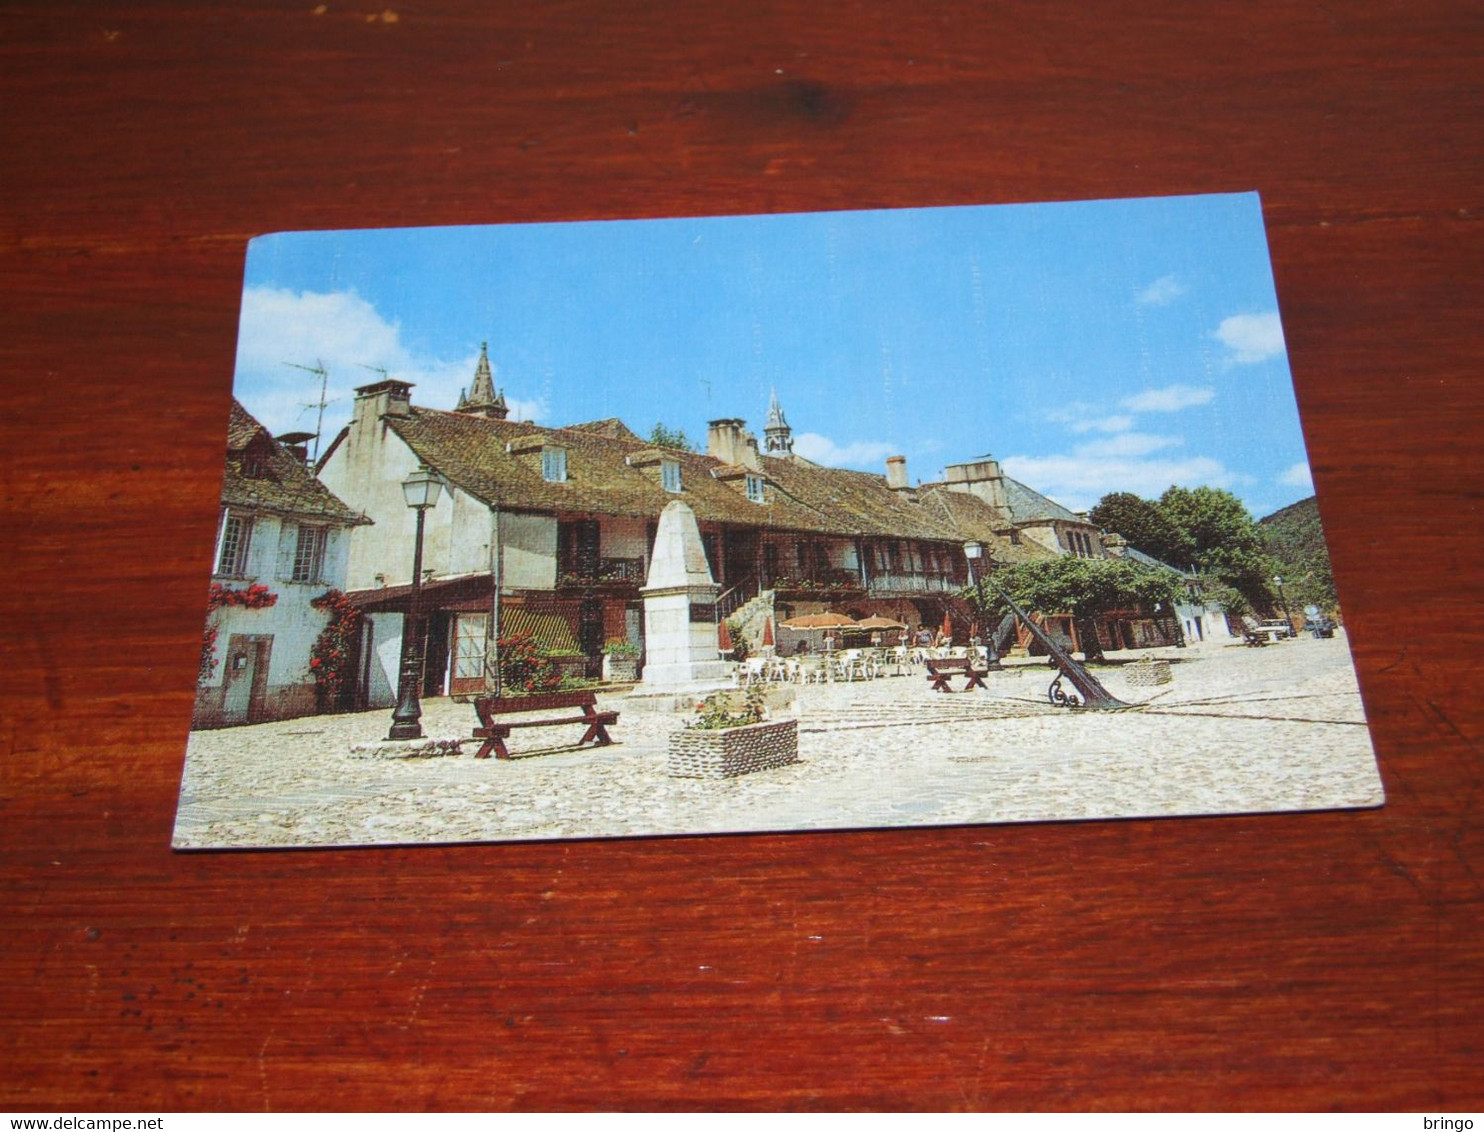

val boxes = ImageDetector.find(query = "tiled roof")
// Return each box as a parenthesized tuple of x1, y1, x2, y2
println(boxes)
(567, 418, 643, 442)
(383, 408, 972, 542)
(1123, 545, 1186, 575)
(1001, 476, 1084, 524)
(222, 401, 367, 525)
(757, 454, 965, 540)
(915, 487, 1058, 564)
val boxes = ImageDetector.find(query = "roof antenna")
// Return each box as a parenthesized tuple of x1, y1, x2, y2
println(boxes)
(285, 359, 335, 464)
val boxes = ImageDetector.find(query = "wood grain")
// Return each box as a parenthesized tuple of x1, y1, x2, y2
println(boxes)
(2, 0, 1481, 1111)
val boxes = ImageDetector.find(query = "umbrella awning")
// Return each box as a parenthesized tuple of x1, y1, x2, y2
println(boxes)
(779, 612, 858, 629)
(855, 615, 907, 630)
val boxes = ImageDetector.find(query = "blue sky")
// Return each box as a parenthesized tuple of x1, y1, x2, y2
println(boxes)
(233, 192, 1313, 518)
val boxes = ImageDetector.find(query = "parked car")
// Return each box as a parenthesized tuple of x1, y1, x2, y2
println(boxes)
(1304, 616, 1337, 639)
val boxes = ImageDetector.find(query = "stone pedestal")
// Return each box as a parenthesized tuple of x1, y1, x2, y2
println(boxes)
(639, 500, 734, 694)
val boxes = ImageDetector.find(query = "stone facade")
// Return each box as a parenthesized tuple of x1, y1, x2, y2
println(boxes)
(667, 718, 800, 779)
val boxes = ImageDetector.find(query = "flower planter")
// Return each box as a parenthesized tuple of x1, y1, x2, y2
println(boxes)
(1127, 657, 1173, 686)
(547, 654, 590, 682)
(667, 718, 799, 779)
(602, 654, 641, 683)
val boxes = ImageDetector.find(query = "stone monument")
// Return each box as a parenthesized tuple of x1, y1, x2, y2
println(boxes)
(639, 500, 735, 694)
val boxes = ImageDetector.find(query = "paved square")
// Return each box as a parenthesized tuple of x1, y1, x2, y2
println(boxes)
(174, 633, 1382, 848)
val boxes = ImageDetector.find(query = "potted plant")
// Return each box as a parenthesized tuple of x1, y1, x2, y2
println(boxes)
(601, 639, 642, 683)
(667, 687, 800, 779)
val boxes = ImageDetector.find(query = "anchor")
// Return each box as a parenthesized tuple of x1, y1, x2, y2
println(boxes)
(991, 585, 1132, 711)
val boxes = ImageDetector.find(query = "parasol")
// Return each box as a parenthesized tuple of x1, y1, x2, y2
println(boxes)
(779, 612, 858, 629)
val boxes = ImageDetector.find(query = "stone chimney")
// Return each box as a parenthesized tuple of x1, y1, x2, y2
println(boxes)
(885, 455, 910, 491)
(943, 455, 1008, 515)
(353, 378, 414, 424)
(707, 418, 760, 470)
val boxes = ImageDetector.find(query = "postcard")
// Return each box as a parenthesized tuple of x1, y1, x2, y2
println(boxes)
(173, 192, 1383, 849)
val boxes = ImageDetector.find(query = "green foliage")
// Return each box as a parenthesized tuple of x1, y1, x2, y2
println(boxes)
(602, 639, 641, 658)
(1259, 496, 1339, 614)
(648, 423, 697, 452)
(687, 686, 767, 730)
(725, 617, 749, 662)
(1089, 485, 1282, 613)
(1202, 581, 1251, 619)
(1088, 491, 1191, 566)
(973, 556, 1182, 622)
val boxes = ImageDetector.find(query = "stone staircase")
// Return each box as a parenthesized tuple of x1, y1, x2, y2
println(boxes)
(727, 589, 777, 652)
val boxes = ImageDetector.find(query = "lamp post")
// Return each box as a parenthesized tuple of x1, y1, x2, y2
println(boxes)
(388, 465, 444, 740)
(1272, 574, 1293, 638)
(963, 540, 1001, 669)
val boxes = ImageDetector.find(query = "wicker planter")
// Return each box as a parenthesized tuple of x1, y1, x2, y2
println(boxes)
(667, 718, 799, 779)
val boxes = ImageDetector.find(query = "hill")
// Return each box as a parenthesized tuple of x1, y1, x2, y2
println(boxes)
(1258, 496, 1338, 614)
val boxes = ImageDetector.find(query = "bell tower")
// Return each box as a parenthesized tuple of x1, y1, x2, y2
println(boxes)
(763, 388, 793, 455)
(456, 342, 509, 419)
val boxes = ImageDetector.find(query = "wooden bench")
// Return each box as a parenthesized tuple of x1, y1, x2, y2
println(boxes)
(925, 657, 989, 693)
(471, 690, 619, 760)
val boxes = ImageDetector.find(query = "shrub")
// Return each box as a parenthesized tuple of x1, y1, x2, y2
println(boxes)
(686, 686, 766, 731)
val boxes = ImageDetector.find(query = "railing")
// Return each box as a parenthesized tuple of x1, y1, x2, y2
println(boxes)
(865, 572, 966, 594)
(717, 573, 760, 621)
(557, 556, 645, 588)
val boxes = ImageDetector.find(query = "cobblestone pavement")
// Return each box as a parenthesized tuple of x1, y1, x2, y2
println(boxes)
(174, 632, 1383, 849)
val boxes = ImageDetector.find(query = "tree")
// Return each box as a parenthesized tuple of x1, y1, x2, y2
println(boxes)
(969, 557, 1181, 662)
(1088, 491, 1192, 566)
(1258, 496, 1339, 615)
(1156, 485, 1277, 612)
(649, 423, 697, 452)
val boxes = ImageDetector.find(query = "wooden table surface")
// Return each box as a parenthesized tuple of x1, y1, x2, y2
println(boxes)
(3, 1, 1481, 1112)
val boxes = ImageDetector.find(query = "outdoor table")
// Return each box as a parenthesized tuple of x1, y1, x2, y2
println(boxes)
(925, 658, 989, 693)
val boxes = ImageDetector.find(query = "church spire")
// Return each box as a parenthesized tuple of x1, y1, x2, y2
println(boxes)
(763, 387, 793, 454)
(457, 341, 510, 419)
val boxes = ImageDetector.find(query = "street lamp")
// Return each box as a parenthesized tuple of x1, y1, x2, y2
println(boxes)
(962, 540, 1001, 669)
(1272, 574, 1293, 638)
(388, 465, 444, 740)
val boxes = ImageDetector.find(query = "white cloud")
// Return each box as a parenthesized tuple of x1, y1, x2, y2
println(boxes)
(1074, 432, 1182, 459)
(793, 432, 896, 470)
(1002, 452, 1234, 513)
(1068, 414, 1135, 435)
(1215, 311, 1285, 364)
(1278, 461, 1314, 492)
(1120, 384, 1215, 413)
(232, 286, 534, 439)
(1137, 274, 1186, 306)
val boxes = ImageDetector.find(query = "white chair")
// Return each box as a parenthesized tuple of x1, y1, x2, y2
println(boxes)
(738, 656, 769, 685)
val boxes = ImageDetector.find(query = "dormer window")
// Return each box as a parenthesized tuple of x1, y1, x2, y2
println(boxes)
(745, 474, 765, 503)
(661, 459, 681, 493)
(542, 446, 568, 483)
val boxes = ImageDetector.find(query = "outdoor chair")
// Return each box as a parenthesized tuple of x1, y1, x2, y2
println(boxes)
(795, 657, 828, 684)
(736, 657, 770, 685)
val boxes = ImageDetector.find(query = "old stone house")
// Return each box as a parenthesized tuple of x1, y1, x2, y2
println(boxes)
(193, 401, 368, 727)
(316, 354, 1055, 703)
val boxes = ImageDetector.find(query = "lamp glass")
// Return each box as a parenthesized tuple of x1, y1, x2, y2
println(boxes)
(964, 540, 984, 560)
(402, 466, 443, 510)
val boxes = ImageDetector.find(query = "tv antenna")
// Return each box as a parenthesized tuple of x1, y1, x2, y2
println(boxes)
(284, 359, 334, 463)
